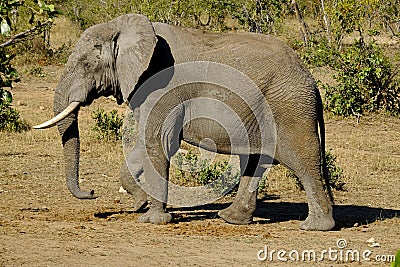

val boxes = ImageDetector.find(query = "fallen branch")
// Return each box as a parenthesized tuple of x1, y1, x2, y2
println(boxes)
(0, 20, 52, 48)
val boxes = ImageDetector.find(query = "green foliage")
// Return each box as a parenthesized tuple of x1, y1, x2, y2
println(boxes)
(0, 87, 29, 132)
(91, 108, 124, 141)
(257, 174, 268, 197)
(300, 37, 340, 68)
(323, 40, 400, 116)
(232, 0, 288, 34)
(173, 150, 240, 194)
(296, 0, 400, 117)
(0, 48, 18, 86)
(0, 20, 28, 132)
(391, 249, 400, 267)
(0, 0, 57, 40)
(287, 149, 346, 191)
(327, 0, 365, 47)
(61, 0, 288, 33)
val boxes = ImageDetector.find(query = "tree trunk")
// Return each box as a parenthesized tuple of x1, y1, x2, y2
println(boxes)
(320, 0, 332, 44)
(291, 0, 310, 46)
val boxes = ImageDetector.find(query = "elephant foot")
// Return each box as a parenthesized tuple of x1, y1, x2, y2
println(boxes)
(218, 205, 253, 225)
(299, 215, 335, 231)
(138, 209, 172, 224)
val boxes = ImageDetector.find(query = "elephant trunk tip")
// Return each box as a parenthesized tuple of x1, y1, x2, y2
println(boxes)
(72, 189, 97, 200)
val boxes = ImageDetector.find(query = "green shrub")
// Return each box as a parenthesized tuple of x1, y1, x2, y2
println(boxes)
(287, 149, 346, 191)
(173, 150, 240, 195)
(0, 48, 29, 132)
(0, 88, 29, 132)
(91, 108, 124, 141)
(299, 37, 340, 68)
(323, 40, 400, 116)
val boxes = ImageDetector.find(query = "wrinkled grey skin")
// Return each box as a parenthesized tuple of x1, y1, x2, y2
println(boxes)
(51, 14, 334, 231)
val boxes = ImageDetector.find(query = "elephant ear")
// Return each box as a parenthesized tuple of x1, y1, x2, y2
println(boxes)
(110, 14, 157, 102)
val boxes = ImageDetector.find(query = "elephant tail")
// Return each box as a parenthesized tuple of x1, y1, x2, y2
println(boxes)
(317, 93, 334, 203)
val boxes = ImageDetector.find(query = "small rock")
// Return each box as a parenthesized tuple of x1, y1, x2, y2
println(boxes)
(368, 242, 380, 248)
(39, 106, 45, 110)
(118, 186, 127, 193)
(353, 223, 359, 227)
(366, 237, 380, 247)
(366, 237, 375, 243)
(17, 101, 27, 106)
(114, 199, 121, 204)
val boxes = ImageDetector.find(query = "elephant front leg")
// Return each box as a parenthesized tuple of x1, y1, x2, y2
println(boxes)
(135, 90, 183, 224)
(119, 162, 147, 212)
(218, 155, 263, 224)
(137, 154, 172, 224)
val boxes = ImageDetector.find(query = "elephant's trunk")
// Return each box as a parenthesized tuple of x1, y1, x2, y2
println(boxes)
(54, 92, 96, 199)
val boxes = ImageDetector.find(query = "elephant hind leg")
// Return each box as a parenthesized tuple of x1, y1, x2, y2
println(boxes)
(297, 167, 335, 231)
(218, 154, 264, 225)
(278, 141, 335, 231)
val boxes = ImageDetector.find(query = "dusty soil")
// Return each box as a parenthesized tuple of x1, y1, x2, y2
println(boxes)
(0, 66, 399, 266)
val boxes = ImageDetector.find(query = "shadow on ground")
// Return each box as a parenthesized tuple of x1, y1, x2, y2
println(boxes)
(94, 200, 399, 230)
(253, 202, 400, 229)
(171, 202, 399, 229)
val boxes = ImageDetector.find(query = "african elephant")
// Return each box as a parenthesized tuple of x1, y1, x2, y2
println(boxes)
(35, 14, 335, 231)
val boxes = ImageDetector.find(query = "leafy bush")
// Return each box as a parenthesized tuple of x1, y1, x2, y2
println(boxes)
(0, 88, 29, 132)
(323, 40, 400, 116)
(91, 108, 124, 141)
(299, 37, 340, 68)
(173, 150, 240, 194)
(287, 149, 346, 191)
(0, 41, 29, 132)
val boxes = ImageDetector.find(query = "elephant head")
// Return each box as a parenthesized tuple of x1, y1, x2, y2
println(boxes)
(34, 14, 158, 199)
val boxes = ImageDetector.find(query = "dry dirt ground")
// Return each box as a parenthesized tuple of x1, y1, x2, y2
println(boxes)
(0, 66, 399, 266)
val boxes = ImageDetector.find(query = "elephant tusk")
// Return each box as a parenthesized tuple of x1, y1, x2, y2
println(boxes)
(33, 101, 80, 129)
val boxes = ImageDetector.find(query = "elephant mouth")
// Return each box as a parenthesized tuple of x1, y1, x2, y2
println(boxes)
(33, 101, 80, 129)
